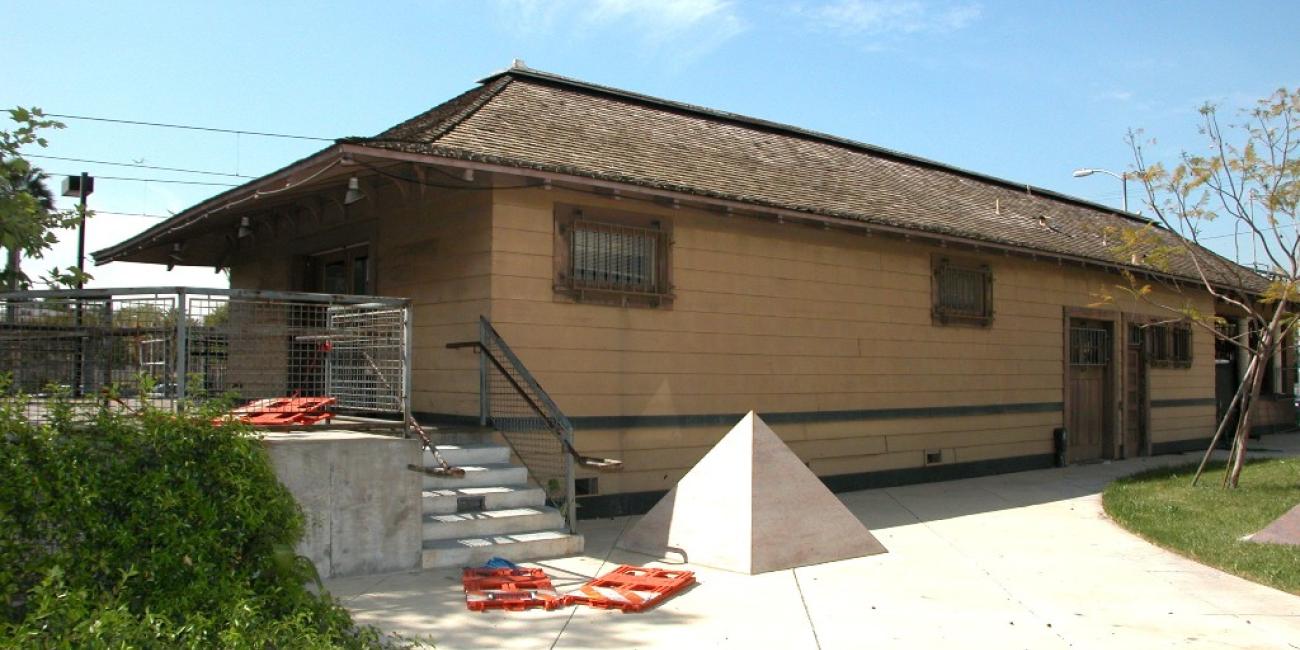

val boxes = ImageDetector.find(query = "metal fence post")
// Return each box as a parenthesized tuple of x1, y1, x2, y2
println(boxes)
(478, 317, 490, 427)
(174, 289, 188, 410)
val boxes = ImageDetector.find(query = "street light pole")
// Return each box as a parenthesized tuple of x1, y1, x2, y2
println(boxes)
(62, 172, 93, 396)
(1072, 168, 1129, 213)
(75, 171, 88, 289)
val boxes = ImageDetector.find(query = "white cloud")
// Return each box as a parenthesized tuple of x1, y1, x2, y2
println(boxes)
(591, 0, 746, 48)
(798, 0, 981, 36)
(492, 0, 568, 36)
(492, 0, 746, 56)
(590, 0, 738, 30)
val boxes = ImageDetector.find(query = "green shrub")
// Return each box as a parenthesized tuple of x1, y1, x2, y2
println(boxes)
(0, 388, 413, 648)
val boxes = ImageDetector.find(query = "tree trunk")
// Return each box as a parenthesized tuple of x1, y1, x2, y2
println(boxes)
(1193, 354, 1256, 486)
(1227, 336, 1272, 488)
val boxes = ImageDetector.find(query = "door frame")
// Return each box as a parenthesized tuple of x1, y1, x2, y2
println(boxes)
(1063, 307, 1123, 461)
(1121, 313, 1152, 458)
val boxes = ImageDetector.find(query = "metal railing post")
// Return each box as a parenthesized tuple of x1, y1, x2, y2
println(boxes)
(565, 425, 577, 532)
(403, 300, 414, 431)
(174, 289, 188, 410)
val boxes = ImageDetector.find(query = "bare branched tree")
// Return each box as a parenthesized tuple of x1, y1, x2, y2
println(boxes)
(1109, 88, 1299, 488)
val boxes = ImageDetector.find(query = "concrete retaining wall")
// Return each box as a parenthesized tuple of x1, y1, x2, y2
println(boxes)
(264, 431, 422, 579)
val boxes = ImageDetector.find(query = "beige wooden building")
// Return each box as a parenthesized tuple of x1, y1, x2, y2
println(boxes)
(96, 64, 1293, 517)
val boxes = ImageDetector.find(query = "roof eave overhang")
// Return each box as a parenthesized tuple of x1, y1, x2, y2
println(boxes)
(92, 144, 346, 265)
(339, 143, 1261, 295)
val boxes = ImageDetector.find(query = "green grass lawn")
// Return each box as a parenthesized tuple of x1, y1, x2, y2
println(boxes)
(1102, 457, 1300, 595)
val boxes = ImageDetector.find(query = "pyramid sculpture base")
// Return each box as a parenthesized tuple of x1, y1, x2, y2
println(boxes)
(617, 411, 886, 574)
(1246, 504, 1300, 545)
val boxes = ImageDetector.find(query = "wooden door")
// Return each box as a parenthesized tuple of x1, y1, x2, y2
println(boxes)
(1067, 320, 1112, 462)
(1215, 322, 1240, 434)
(1122, 323, 1147, 458)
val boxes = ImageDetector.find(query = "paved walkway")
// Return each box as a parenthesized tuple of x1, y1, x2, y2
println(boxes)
(328, 434, 1300, 649)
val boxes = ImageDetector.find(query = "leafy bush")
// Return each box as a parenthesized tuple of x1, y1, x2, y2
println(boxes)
(0, 387, 413, 647)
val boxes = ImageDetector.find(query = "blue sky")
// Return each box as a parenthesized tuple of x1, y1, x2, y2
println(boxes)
(5, 0, 1299, 287)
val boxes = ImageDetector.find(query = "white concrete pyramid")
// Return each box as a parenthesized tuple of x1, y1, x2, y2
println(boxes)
(617, 411, 887, 574)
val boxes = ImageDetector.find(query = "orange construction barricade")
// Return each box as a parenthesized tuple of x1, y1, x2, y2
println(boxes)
(462, 567, 566, 612)
(566, 565, 695, 613)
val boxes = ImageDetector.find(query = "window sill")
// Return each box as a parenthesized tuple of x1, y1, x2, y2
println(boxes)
(931, 313, 993, 328)
(554, 286, 674, 309)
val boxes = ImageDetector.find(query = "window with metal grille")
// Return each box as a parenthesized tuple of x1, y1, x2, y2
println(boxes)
(932, 257, 992, 326)
(1148, 324, 1169, 361)
(1070, 327, 1109, 366)
(1146, 322, 1192, 368)
(555, 204, 672, 307)
(1171, 326, 1192, 365)
(571, 220, 662, 293)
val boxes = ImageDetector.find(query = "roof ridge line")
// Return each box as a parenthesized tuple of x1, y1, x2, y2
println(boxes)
(358, 75, 515, 145)
(479, 65, 1157, 229)
(421, 75, 514, 142)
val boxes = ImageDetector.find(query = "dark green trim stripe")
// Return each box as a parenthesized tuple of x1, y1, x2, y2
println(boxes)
(576, 453, 1055, 519)
(569, 402, 1062, 430)
(415, 401, 1064, 431)
(1150, 398, 1216, 408)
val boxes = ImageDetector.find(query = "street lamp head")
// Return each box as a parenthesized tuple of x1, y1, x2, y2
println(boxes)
(1072, 169, 1096, 178)
(61, 173, 94, 197)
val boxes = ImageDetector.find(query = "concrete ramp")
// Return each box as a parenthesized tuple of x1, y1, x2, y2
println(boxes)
(617, 411, 886, 574)
(1247, 503, 1300, 545)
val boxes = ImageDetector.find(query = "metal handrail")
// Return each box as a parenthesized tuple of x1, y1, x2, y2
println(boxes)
(448, 316, 622, 532)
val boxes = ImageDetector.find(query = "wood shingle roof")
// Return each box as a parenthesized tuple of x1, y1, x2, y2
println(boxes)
(347, 66, 1256, 290)
(95, 65, 1262, 292)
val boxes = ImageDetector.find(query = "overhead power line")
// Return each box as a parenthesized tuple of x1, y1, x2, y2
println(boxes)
(28, 154, 255, 178)
(46, 171, 239, 187)
(47, 113, 335, 142)
(95, 210, 174, 220)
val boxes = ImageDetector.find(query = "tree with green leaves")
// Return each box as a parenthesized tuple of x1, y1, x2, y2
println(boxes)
(0, 107, 88, 291)
(3, 164, 55, 291)
(1109, 88, 1299, 488)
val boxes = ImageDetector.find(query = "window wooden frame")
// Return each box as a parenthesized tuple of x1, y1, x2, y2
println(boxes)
(553, 203, 673, 308)
(1145, 321, 1192, 369)
(303, 243, 373, 296)
(931, 255, 993, 327)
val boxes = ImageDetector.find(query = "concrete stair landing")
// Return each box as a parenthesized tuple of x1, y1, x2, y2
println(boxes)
(419, 430, 583, 568)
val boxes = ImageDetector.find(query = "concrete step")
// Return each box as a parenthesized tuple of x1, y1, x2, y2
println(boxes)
(422, 485, 546, 515)
(425, 425, 499, 445)
(423, 506, 565, 541)
(421, 530, 585, 569)
(426, 443, 509, 467)
(422, 463, 527, 490)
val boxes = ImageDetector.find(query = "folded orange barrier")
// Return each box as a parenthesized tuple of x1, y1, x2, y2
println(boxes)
(462, 567, 566, 612)
(565, 565, 695, 613)
(217, 396, 336, 427)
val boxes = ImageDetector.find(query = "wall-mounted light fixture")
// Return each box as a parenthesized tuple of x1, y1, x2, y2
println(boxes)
(237, 216, 253, 238)
(166, 242, 184, 271)
(344, 176, 366, 205)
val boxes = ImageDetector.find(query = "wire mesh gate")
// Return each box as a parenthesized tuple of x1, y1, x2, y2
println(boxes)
(0, 287, 410, 426)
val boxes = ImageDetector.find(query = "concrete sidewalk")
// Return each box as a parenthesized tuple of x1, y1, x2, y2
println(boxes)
(327, 434, 1300, 649)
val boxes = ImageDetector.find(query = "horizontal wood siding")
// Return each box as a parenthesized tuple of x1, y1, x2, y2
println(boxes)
(228, 184, 492, 417)
(486, 188, 1220, 495)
